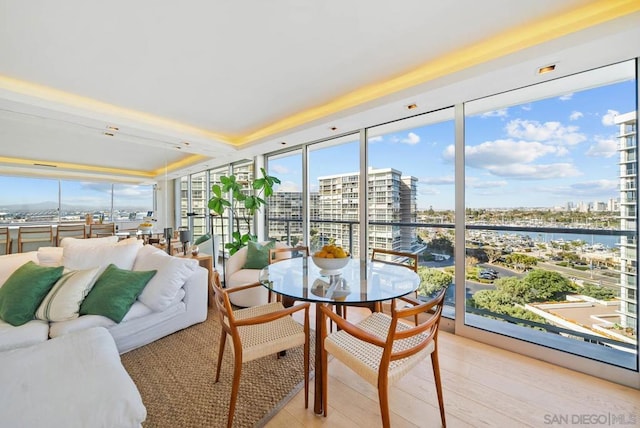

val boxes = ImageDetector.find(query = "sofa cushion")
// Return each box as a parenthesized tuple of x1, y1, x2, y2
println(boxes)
(0, 252, 38, 288)
(35, 266, 102, 322)
(62, 239, 142, 270)
(37, 246, 64, 267)
(243, 240, 275, 269)
(0, 261, 64, 326)
(133, 246, 198, 312)
(80, 264, 156, 323)
(49, 301, 153, 338)
(0, 318, 49, 351)
(0, 326, 146, 428)
(60, 235, 118, 247)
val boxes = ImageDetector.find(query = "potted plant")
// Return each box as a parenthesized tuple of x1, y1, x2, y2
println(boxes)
(208, 167, 280, 256)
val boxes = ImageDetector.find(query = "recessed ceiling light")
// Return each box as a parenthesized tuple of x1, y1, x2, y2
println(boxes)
(106, 125, 119, 131)
(181, 141, 190, 146)
(175, 146, 182, 150)
(538, 64, 556, 74)
(406, 103, 418, 110)
(280, 141, 286, 145)
(330, 126, 337, 131)
(103, 132, 115, 137)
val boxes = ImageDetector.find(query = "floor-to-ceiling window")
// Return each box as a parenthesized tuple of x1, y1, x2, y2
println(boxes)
(463, 60, 638, 369)
(308, 134, 360, 256)
(367, 108, 456, 311)
(266, 149, 303, 245)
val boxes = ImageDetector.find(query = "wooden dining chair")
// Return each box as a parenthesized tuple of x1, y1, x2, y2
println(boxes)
(89, 222, 116, 238)
(320, 287, 447, 428)
(212, 274, 310, 428)
(0, 227, 12, 255)
(371, 248, 420, 322)
(55, 223, 87, 246)
(17, 225, 53, 252)
(267, 245, 309, 303)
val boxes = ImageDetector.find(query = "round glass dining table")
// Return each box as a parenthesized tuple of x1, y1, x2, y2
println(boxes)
(259, 256, 420, 414)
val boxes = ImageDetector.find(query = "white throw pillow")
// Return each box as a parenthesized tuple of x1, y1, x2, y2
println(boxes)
(62, 241, 142, 270)
(37, 246, 64, 267)
(0, 252, 39, 288)
(133, 250, 198, 312)
(60, 236, 118, 248)
(35, 267, 102, 322)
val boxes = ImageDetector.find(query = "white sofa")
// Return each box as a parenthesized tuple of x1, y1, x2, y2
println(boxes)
(0, 237, 208, 353)
(224, 241, 289, 307)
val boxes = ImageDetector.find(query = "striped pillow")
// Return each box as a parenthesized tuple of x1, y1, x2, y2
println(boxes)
(35, 267, 102, 322)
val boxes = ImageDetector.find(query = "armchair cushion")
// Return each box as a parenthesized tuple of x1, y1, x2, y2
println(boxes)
(243, 240, 275, 269)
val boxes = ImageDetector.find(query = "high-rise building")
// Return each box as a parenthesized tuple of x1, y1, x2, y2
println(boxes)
(316, 167, 418, 258)
(615, 111, 637, 329)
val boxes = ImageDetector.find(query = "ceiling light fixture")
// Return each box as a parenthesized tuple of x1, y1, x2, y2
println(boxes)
(33, 163, 57, 168)
(103, 132, 115, 137)
(406, 103, 418, 110)
(280, 141, 286, 145)
(538, 64, 556, 74)
(106, 125, 119, 131)
(330, 126, 337, 131)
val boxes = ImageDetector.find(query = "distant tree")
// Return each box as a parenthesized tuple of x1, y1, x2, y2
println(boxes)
(484, 247, 502, 263)
(504, 253, 538, 272)
(465, 256, 479, 267)
(428, 234, 454, 256)
(417, 268, 452, 297)
(522, 270, 575, 301)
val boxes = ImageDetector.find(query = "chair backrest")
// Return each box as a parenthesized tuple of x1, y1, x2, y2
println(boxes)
(371, 248, 418, 273)
(387, 288, 446, 361)
(211, 272, 237, 337)
(56, 223, 87, 245)
(0, 227, 11, 255)
(17, 225, 53, 252)
(89, 223, 116, 237)
(268, 246, 309, 264)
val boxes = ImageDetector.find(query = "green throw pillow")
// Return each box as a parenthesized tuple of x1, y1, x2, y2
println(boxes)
(243, 240, 276, 269)
(80, 264, 157, 323)
(194, 233, 211, 245)
(0, 261, 64, 326)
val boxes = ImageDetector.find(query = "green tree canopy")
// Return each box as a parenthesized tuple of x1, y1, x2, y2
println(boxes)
(418, 268, 452, 297)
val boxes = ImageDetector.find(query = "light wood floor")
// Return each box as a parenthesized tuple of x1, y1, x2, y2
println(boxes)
(268, 307, 640, 428)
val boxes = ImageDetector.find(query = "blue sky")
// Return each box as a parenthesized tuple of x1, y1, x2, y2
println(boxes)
(270, 77, 636, 210)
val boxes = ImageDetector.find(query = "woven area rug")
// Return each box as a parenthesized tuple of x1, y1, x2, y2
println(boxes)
(120, 308, 313, 428)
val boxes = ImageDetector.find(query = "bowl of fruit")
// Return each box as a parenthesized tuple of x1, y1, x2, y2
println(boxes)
(138, 222, 154, 232)
(312, 244, 350, 274)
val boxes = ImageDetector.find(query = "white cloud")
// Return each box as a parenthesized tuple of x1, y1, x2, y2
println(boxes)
(481, 108, 508, 118)
(540, 180, 618, 198)
(486, 163, 581, 179)
(446, 139, 563, 166)
(269, 164, 292, 175)
(559, 93, 573, 101)
(505, 119, 586, 145)
(585, 137, 617, 158)
(569, 111, 583, 121)
(274, 180, 300, 192)
(466, 177, 508, 189)
(443, 140, 580, 180)
(368, 136, 383, 143)
(601, 109, 619, 126)
(400, 132, 420, 145)
(420, 176, 454, 185)
(521, 104, 532, 111)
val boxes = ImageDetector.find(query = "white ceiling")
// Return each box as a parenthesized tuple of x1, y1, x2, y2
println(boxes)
(1, 0, 639, 183)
